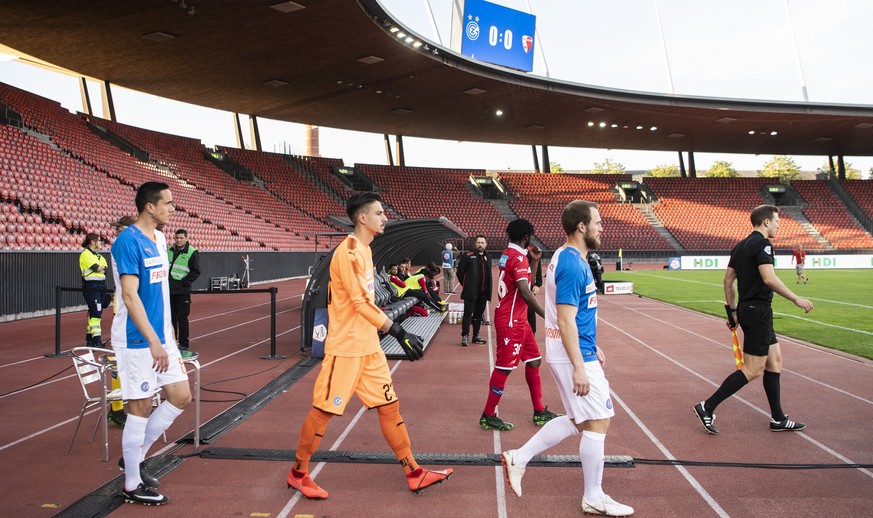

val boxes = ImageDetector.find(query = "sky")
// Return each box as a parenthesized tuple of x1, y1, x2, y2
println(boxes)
(1, 0, 871, 177)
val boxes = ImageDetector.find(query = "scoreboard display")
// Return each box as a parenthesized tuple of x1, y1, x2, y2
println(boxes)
(460, 0, 536, 72)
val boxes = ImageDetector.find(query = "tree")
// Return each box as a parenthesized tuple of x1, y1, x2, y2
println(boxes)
(548, 161, 564, 174)
(647, 164, 680, 177)
(758, 155, 801, 184)
(592, 158, 626, 175)
(820, 160, 861, 180)
(705, 160, 738, 178)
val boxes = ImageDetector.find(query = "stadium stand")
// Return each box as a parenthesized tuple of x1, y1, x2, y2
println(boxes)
(2, 81, 871, 255)
(792, 180, 873, 249)
(500, 172, 674, 252)
(217, 146, 348, 230)
(841, 179, 873, 226)
(356, 164, 508, 247)
(91, 118, 337, 250)
(645, 177, 821, 251)
(0, 81, 335, 251)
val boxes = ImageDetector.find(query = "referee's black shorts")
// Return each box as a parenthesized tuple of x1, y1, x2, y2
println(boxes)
(737, 302, 778, 356)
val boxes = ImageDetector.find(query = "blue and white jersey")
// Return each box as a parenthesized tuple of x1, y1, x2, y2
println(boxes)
(110, 225, 174, 349)
(544, 246, 598, 364)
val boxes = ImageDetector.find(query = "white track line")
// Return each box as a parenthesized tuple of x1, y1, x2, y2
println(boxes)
(599, 317, 873, 480)
(604, 298, 873, 406)
(189, 294, 301, 323)
(482, 302, 508, 518)
(0, 323, 300, 450)
(610, 391, 729, 518)
(278, 360, 404, 518)
(0, 298, 303, 370)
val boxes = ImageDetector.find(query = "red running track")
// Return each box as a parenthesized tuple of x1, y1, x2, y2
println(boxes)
(0, 269, 871, 517)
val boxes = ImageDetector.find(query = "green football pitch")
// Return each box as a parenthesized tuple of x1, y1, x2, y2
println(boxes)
(605, 268, 873, 360)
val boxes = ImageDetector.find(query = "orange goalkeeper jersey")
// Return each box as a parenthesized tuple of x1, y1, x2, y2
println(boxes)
(325, 234, 389, 357)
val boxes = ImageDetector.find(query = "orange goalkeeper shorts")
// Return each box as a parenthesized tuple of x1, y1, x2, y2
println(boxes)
(312, 351, 398, 415)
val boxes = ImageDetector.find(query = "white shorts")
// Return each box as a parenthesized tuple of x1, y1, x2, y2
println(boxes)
(113, 345, 189, 400)
(548, 361, 615, 423)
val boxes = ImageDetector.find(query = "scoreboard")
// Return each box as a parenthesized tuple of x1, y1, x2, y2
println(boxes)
(459, 0, 536, 72)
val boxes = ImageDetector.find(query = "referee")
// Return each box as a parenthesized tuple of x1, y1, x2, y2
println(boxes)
(693, 205, 813, 435)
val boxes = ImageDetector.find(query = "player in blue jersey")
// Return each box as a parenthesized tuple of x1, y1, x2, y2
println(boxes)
(111, 182, 192, 506)
(501, 200, 633, 517)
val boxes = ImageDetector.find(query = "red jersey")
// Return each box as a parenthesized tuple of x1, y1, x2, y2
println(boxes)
(495, 243, 531, 328)
(792, 249, 806, 264)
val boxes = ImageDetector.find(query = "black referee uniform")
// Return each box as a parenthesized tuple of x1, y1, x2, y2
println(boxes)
(694, 205, 812, 435)
(730, 231, 778, 357)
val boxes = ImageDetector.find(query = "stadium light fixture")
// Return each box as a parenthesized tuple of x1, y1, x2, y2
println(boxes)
(587, 121, 594, 127)
(635, 126, 643, 130)
(270, 1, 306, 13)
(390, 27, 400, 33)
(496, 110, 504, 116)
(599, 122, 606, 128)
(770, 131, 778, 136)
(650, 126, 657, 131)
(397, 32, 407, 39)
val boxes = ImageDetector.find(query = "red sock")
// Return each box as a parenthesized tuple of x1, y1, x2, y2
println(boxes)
(483, 369, 510, 416)
(525, 365, 545, 413)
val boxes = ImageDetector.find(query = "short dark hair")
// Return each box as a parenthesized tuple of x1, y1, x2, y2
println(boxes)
(475, 234, 486, 241)
(400, 257, 411, 265)
(506, 218, 534, 242)
(561, 200, 599, 235)
(135, 182, 170, 213)
(388, 263, 398, 270)
(81, 232, 101, 249)
(750, 205, 779, 227)
(175, 229, 188, 237)
(346, 191, 382, 222)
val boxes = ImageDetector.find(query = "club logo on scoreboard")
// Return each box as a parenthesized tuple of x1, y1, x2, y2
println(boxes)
(522, 35, 533, 53)
(466, 20, 480, 41)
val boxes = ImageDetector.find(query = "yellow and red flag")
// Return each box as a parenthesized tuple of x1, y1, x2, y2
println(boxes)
(724, 304, 743, 369)
(730, 327, 743, 369)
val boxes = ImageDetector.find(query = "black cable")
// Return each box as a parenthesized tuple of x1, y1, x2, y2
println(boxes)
(197, 354, 293, 403)
(198, 386, 247, 403)
(0, 364, 73, 397)
(634, 458, 873, 470)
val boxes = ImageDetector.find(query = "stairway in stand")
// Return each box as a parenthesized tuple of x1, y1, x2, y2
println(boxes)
(632, 203, 683, 253)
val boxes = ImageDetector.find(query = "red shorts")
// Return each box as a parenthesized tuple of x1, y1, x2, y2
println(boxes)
(495, 319, 541, 370)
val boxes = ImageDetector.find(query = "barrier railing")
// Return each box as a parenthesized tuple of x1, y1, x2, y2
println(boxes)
(51, 286, 282, 359)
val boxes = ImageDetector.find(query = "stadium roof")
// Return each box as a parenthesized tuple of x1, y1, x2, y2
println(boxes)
(1, 0, 872, 157)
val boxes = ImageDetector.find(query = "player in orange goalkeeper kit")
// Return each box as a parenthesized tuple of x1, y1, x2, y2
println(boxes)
(287, 192, 453, 499)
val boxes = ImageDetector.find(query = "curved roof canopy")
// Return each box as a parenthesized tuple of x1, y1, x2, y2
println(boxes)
(1, 0, 871, 157)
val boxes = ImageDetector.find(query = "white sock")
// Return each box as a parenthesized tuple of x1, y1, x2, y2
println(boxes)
(141, 401, 184, 462)
(580, 430, 606, 502)
(122, 415, 148, 491)
(516, 415, 578, 467)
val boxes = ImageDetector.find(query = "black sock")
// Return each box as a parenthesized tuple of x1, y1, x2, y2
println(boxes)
(704, 370, 749, 413)
(763, 370, 785, 421)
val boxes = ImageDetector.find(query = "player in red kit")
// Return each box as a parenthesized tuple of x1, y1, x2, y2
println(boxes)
(480, 218, 562, 431)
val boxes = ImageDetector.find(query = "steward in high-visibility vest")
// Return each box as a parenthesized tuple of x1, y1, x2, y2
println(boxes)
(79, 232, 107, 346)
(168, 229, 201, 352)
